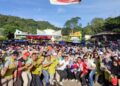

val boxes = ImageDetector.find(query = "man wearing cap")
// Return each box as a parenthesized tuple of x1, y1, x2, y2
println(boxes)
(1, 51, 19, 86)
(14, 51, 30, 86)
(20, 51, 33, 86)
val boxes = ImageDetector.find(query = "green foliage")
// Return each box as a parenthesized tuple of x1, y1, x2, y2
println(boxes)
(104, 16, 120, 32)
(83, 18, 105, 35)
(64, 17, 81, 28)
(0, 14, 120, 38)
(83, 24, 94, 35)
(0, 14, 58, 37)
(83, 16, 120, 35)
(62, 28, 71, 35)
(63, 17, 82, 35)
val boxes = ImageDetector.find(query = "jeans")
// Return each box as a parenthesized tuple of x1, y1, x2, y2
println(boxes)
(31, 74, 43, 86)
(89, 69, 96, 86)
(21, 71, 32, 86)
(14, 76, 22, 86)
(42, 70, 49, 86)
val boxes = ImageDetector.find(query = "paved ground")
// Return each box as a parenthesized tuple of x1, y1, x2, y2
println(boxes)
(62, 80, 101, 86)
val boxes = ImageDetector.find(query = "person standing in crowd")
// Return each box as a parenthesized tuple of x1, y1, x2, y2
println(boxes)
(94, 52, 102, 84)
(102, 59, 119, 86)
(110, 60, 119, 86)
(66, 55, 75, 80)
(42, 54, 52, 86)
(31, 52, 43, 86)
(88, 52, 96, 86)
(21, 51, 33, 86)
(1, 51, 19, 86)
(48, 53, 58, 85)
(14, 50, 30, 86)
(74, 57, 83, 81)
(57, 55, 69, 86)
(80, 55, 89, 86)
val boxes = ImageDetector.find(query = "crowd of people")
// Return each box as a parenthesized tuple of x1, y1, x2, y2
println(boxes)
(0, 41, 120, 86)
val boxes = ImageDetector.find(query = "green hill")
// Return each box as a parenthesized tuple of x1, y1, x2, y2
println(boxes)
(0, 14, 60, 36)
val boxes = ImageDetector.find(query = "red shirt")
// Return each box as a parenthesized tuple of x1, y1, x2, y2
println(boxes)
(81, 62, 88, 75)
(73, 63, 78, 69)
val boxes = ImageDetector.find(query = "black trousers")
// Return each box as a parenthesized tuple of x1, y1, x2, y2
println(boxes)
(75, 71, 81, 81)
(57, 70, 67, 81)
(66, 68, 75, 80)
(81, 73, 88, 86)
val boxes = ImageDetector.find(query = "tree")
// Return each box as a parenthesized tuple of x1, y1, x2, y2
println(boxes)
(83, 24, 94, 35)
(63, 17, 82, 35)
(90, 18, 105, 34)
(104, 16, 120, 33)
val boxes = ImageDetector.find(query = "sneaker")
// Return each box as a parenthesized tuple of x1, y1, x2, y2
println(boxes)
(71, 79, 75, 82)
(59, 82, 63, 86)
(75, 80, 78, 82)
(62, 79, 65, 82)
(50, 82, 54, 86)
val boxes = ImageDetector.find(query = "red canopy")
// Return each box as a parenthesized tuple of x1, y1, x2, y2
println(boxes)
(26, 35, 52, 40)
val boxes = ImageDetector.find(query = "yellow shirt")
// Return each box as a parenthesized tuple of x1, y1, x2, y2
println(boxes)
(4, 57, 17, 79)
(48, 57, 58, 75)
(31, 56, 44, 75)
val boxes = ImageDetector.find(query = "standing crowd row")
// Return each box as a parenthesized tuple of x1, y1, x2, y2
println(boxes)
(0, 43, 120, 86)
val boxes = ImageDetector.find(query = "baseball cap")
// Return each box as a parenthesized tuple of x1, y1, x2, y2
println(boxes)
(23, 51, 30, 59)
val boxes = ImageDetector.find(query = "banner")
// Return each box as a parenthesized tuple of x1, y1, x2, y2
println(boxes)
(50, 0, 81, 5)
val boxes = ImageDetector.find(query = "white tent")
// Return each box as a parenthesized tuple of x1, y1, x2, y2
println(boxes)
(37, 29, 62, 36)
(71, 37, 80, 43)
(37, 29, 46, 35)
(14, 29, 28, 39)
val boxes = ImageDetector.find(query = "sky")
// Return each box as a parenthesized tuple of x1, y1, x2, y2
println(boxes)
(0, 0, 120, 27)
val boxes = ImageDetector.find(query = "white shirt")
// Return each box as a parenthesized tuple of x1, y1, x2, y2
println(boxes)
(87, 59, 96, 69)
(57, 60, 69, 70)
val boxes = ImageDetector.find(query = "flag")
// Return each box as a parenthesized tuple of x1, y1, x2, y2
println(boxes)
(50, 0, 81, 5)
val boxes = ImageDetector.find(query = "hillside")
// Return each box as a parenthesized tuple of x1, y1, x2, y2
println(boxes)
(0, 14, 60, 36)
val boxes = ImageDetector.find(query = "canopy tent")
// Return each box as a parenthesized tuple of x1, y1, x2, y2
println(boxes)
(91, 32, 120, 41)
(71, 37, 80, 43)
(26, 35, 52, 40)
(37, 29, 62, 36)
